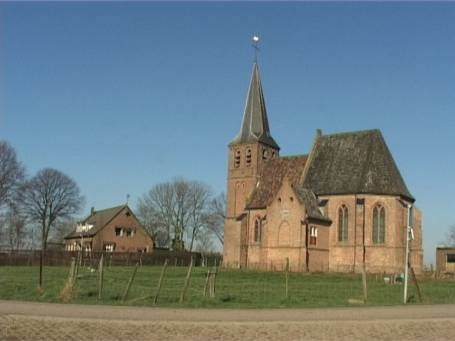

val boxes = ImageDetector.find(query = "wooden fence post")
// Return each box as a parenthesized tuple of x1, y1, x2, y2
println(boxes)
(98, 254, 104, 300)
(59, 257, 77, 302)
(410, 266, 423, 302)
(179, 257, 193, 303)
(285, 257, 290, 299)
(39, 250, 43, 288)
(74, 253, 80, 281)
(362, 266, 368, 303)
(153, 259, 168, 305)
(68, 257, 76, 285)
(122, 263, 139, 302)
(212, 261, 219, 297)
(203, 269, 210, 297)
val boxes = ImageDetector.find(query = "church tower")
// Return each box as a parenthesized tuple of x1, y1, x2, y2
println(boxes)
(223, 63, 280, 267)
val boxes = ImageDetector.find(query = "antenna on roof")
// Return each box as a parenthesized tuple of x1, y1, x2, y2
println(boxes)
(126, 193, 130, 205)
(252, 34, 260, 64)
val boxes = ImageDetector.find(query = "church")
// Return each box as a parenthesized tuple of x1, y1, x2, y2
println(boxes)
(223, 62, 423, 273)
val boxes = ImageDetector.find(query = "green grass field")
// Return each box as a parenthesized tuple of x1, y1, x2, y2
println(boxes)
(0, 265, 454, 308)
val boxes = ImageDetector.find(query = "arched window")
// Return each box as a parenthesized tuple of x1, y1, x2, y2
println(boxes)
(262, 149, 268, 160)
(254, 218, 261, 243)
(309, 226, 317, 245)
(234, 150, 241, 168)
(373, 204, 386, 244)
(246, 149, 252, 167)
(338, 205, 349, 242)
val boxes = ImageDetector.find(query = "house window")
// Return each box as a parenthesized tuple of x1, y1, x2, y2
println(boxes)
(447, 254, 455, 263)
(234, 150, 241, 168)
(338, 205, 349, 242)
(309, 226, 317, 245)
(254, 218, 261, 243)
(104, 243, 115, 252)
(126, 228, 132, 237)
(373, 204, 386, 244)
(69, 242, 78, 251)
(246, 149, 252, 167)
(115, 227, 122, 236)
(262, 149, 268, 160)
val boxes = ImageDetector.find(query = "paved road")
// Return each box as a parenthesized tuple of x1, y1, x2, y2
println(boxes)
(1, 301, 455, 340)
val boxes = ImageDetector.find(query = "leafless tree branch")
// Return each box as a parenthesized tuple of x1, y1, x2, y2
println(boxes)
(21, 168, 84, 250)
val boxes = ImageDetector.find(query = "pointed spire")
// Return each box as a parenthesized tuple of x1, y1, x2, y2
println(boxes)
(230, 63, 280, 150)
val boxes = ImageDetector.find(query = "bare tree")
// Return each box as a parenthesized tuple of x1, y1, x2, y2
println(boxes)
(195, 228, 215, 254)
(445, 224, 455, 246)
(137, 178, 213, 251)
(206, 192, 226, 246)
(50, 218, 78, 244)
(136, 201, 169, 248)
(137, 181, 177, 248)
(22, 168, 84, 250)
(0, 205, 28, 250)
(173, 179, 191, 249)
(187, 181, 212, 252)
(21, 168, 84, 286)
(0, 141, 25, 209)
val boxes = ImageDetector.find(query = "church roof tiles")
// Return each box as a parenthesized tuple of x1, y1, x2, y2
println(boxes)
(245, 129, 414, 215)
(302, 129, 414, 201)
(294, 187, 331, 223)
(246, 155, 308, 209)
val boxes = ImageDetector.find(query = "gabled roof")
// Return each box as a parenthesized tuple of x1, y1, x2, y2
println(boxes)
(294, 187, 331, 223)
(230, 63, 280, 150)
(246, 155, 308, 209)
(64, 205, 128, 239)
(302, 129, 414, 201)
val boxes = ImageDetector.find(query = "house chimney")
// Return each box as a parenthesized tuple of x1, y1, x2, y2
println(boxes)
(91, 207, 95, 215)
(316, 129, 322, 138)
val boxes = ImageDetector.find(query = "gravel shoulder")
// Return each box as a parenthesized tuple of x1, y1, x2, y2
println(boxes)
(2, 301, 455, 340)
(1, 300, 455, 322)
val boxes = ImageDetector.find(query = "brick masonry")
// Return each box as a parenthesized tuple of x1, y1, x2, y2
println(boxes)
(223, 146, 423, 274)
(65, 207, 154, 253)
(436, 247, 455, 273)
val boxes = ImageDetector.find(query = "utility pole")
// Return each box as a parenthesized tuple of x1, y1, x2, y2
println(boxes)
(403, 203, 413, 304)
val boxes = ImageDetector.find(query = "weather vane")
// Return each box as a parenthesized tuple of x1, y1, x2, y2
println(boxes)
(252, 34, 260, 63)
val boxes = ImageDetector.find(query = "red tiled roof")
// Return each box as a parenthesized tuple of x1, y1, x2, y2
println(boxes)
(246, 155, 308, 209)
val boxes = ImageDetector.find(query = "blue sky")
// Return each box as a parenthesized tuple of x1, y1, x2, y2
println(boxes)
(1, 2, 454, 265)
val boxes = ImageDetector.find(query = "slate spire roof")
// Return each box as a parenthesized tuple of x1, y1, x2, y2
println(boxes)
(230, 63, 280, 149)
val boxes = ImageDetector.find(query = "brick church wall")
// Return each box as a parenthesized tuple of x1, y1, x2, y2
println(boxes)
(321, 194, 423, 274)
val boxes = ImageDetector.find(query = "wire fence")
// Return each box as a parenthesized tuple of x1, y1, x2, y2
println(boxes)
(0, 250, 221, 268)
(1, 255, 454, 308)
